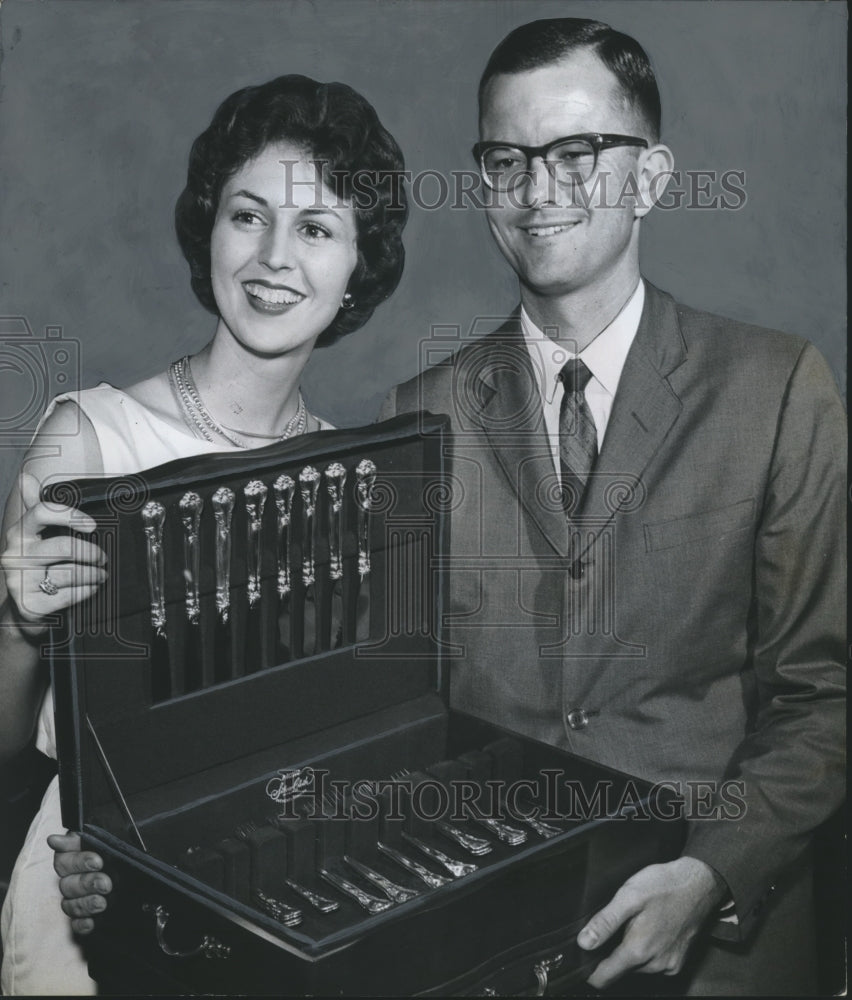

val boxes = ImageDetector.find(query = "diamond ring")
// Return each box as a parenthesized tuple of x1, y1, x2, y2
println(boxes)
(38, 571, 60, 597)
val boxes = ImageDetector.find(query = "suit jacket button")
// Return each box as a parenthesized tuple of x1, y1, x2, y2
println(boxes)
(567, 709, 589, 730)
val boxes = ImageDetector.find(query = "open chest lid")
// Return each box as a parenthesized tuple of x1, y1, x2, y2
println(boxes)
(45, 413, 451, 837)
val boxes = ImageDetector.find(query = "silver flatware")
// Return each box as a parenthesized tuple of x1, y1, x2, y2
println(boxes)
(435, 820, 492, 857)
(354, 459, 377, 642)
(325, 463, 346, 581)
(319, 868, 394, 915)
(355, 459, 377, 579)
(471, 816, 527, 846)
(299, 466, 320, 655)
(325, 462, 346, 649)
(343, 855, 419, 903)
(273, 474, 295, 598)
(400, 831, 478, 877)
(178, 491, 202, 624)
(244, 480, 267, 606)
(211, 487, 235, 624)
(252, 889, 302, 927)
(141, 500, 167, 637)
(376, 841, 451, 889)
(515, 812, 562, 840)
(283, 878, 339, 914)
(299, 466, 320, 587)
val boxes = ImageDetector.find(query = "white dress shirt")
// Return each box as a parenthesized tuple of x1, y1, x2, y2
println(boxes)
(521, 281, 645, 473)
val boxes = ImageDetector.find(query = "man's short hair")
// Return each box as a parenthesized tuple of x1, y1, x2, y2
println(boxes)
(479, 18, 661, 142)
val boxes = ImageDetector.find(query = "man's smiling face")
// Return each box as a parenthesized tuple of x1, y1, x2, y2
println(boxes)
(480, 49, 652, 304)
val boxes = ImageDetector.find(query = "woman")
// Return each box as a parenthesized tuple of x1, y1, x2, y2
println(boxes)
(0, 73, 407, 995)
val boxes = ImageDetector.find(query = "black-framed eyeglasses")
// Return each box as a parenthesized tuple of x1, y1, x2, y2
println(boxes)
(472, 133, 649, 191)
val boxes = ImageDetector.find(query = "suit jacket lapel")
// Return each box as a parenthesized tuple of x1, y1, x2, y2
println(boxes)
(470, 285, 687, 560)
(577, 283, 687, 554)
(473, 316, 570, 558)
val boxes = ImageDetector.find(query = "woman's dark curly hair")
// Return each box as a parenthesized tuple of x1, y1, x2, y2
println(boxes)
(175, 75, 408, 346)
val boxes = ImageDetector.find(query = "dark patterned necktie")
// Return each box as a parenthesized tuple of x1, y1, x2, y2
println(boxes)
(558, 359, 597, 514)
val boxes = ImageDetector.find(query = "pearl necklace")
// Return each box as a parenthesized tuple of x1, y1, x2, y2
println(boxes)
(168, 356, 307, 449)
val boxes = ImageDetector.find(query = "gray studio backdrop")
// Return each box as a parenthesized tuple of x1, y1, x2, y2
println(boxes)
(0, 0, 846, 504)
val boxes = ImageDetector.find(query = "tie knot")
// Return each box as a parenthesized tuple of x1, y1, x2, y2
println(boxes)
(559, 358, 593, 394)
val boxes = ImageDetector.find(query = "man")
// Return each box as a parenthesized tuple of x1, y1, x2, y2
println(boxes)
(53, 16, 845, 996)
(379, 18, 845, 995)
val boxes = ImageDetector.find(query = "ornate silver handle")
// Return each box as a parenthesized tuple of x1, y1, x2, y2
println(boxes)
(244, 480, 267, 606)
(179, 492, 202, 624)
(299, 467, 320, 586)
(376, 841, 451, 889)
(355, 459, 376, 579)
(400, 831, 478, 877)
(141, 501, 167, 638)
(471, 816, 527, 846)
(252, 889, 302, 927)
(516, 813, 562, 840)
(325, 463, 346, 581)
(435, 820, 492, 856)
(273, 474, 295, 598)
(319, 868, 393, 915)
(343, 855, 419, 903)
(476, 952, 564, 997)
(143, 903, 231, 959)
(211, 487, 235, 624)
(533, 953, 563, 996)
(283, 877, 339, 914)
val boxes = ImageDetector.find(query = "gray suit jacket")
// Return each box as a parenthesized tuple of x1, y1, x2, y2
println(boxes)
(381, 283, 845, 986)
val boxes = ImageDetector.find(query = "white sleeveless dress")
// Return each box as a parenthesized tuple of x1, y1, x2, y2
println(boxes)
(0, 384, 330, 995)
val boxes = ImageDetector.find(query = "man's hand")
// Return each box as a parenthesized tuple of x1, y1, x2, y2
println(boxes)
(577, 856, 727, 988)
(48, 831, 112, 935)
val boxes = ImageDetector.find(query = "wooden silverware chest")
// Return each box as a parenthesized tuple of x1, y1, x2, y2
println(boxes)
(47, 414, 683, 996)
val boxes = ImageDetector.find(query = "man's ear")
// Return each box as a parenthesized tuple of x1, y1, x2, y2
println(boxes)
(634, 144, 675, 218)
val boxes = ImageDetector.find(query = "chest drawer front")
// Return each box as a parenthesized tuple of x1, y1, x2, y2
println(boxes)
(85, 839, 344, 994)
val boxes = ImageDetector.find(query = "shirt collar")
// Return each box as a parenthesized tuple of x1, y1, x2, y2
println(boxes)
(521, 280, 645, 403)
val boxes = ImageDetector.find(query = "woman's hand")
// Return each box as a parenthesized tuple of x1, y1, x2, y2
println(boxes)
(1, 473, 106, 635)
(48, 832, 112, 935)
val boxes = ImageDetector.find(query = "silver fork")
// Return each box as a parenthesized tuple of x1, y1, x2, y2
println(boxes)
(400, 831, 478, 877)
(470, 815, 527, 846)
(319, 868, 394, 915)
(283, 878, 339, 914)
(343, 855, 420, 903)
(252, 816, 340, 913)
(389, 768, 493, 857)
(377, 841, 451, 889)
(512, 812, 562, 840)
(435, 820, 493, 856)
(252, 889, 302, 927)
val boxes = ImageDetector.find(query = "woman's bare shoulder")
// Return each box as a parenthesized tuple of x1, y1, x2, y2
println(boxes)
(24, 400, 102, 481)
(121, 369, 187, 432)
(122, 369, 172, 410)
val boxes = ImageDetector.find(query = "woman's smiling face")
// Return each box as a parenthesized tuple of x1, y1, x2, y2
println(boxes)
(210, 141, 359, 359)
